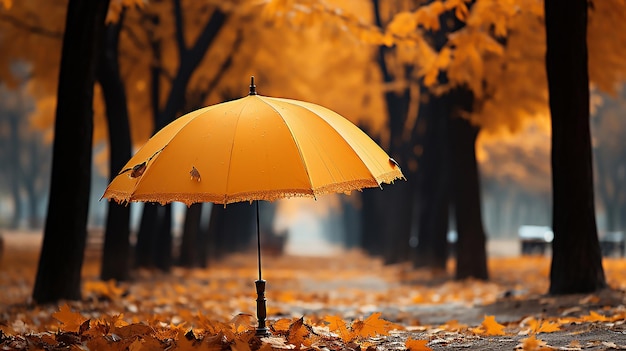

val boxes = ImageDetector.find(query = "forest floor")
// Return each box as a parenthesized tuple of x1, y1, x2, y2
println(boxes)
(2, 230, 626, 350)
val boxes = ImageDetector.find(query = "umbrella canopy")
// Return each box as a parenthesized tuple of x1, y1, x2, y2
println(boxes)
(103, 80, 404, 205)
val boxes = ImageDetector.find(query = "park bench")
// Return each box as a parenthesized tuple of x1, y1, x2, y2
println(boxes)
(518, 225, 553, 255)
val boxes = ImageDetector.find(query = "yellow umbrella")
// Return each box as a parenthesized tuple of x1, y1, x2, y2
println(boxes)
(103, 77, 404, 335)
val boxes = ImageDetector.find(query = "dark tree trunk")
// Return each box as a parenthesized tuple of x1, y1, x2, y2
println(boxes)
(98, 14, 132, 281)
(206, 204, 226, 263)
(205, 202, 254, 262)
(178, 203, 203, 267)
(413, 90, 450, 270)
(135, 203, 159, 268)
(155, 204, 173, 272)
(32, 0, 110, 303)
(360, 189, 384, 256)
(449, 103, 488, 280)
(545, 0, 606, 294)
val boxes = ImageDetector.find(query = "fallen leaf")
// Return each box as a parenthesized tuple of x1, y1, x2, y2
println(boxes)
(583, 311, 608, 322)
(352, 312, 395, 338)
(516, 334, 549, 350)
(405, 338, 432, 351)
(478, 315, 506, 336)
(287, 317, 309, 348)
(52, 304, 88, 333)
(229, 313, 254, 333)
(271, 318, 293, 333)
(324, 315, 354, 342)
(231, 338, 252, 351)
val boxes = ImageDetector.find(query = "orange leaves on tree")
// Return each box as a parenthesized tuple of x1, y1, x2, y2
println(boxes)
(405, 338, 433, 351)
(413, 1, 445, 31)
(52, 304, 88, 333)
(472, 315, 506, 336)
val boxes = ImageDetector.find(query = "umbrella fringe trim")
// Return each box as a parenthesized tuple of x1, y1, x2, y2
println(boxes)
(102, 173, 404, 207)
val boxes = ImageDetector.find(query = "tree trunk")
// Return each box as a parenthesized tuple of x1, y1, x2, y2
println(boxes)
(8, 112, 22, 229)
(178, 203, 203, 267)
(413, 90, 451, 270)
(32, 0, 110, 303)
(449, 109, 489, 280)
(98, 15, 132, 281)
(135, 203, 159, 268)
(155, 204, 173, 272)
(360, 0, 414, 262)
(545, 0, 606, 294)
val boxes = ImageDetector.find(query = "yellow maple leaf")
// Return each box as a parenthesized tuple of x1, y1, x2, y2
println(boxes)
(405, 338, 433, 351)
(52, 304, 88, 333)
(478, 315, 506, 336)
(324, 315, 354, 342)
(352, 312, 395, 338)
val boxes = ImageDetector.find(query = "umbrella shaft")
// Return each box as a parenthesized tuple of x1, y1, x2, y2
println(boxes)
(256, 200, 262, 281)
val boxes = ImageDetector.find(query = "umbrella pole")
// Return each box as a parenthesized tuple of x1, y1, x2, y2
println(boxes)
(255, 200, 270, 336)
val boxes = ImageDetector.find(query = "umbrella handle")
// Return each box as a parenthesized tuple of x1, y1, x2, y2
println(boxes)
(255, 279, 270, 336)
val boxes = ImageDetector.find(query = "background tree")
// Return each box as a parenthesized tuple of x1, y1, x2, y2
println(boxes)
(545, 0, 606, 294)
(98, 10, 132, 281)
(32, 0, 111, 303)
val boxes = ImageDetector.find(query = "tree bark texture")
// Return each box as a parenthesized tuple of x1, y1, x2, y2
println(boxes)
(545, 0, 606, 294)
(98, 16, 132, 281)
(449, 106, 488, 280)
(178, 203, 203, 267)
(32, 0, 110, 303)
(413, 90, 451, 270)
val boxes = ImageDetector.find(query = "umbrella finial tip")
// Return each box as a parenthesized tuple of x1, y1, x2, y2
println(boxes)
(249, 76, 257, 95)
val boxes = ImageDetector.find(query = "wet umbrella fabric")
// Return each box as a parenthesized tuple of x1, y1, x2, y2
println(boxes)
(102, 78, 404, 335)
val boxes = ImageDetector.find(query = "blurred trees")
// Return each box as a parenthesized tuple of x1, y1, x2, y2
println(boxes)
(592, 88, 626, 232)
(1, 0, 626, 301)
(0, 71, 50, 229)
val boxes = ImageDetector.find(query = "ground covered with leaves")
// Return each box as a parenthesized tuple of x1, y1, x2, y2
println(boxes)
(2, 233, 626, 350)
